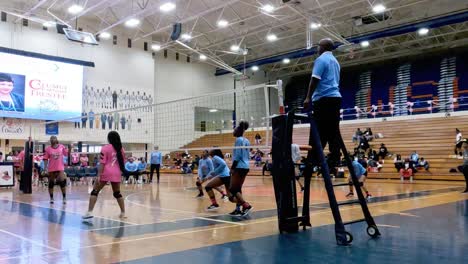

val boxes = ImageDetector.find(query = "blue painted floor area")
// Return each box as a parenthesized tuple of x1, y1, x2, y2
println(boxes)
(0, 199, 130, 230)
(121, 199, 468, 264)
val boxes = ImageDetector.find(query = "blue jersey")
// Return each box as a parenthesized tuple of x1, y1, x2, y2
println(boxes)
(210, 156, 230, 177)
(198, 158, 214, 179)
(233, 137, 250, 169)
(311, 51, 341, 102)
(138, 162, 147, 171)
(352, 160, 366, 178)
(150, 151, 162, 164)
(125, 162, 138, 172)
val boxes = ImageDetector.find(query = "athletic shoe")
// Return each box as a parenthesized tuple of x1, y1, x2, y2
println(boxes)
(241, 206, 253, 217)
(221, 195, 229, 201)
(195, 193, 204, 199)
(82, 212, 94, 220)
(50, 199, 54, 204)
(345, 192, 354, 198)
(366, 194, 373, 201)
(207, 204, 220, 211)
(229, 209, 242, 216)
(119, 213, 127, 219)
(62, 198, 67, 205)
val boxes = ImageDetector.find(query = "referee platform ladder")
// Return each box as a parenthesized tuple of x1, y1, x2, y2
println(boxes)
(271, 109, 381, 245)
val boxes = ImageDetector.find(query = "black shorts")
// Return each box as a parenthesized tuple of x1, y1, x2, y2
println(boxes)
(233, 168, 249, 177)
(456, 142, 463, 148)
(220, 176, 231, 187)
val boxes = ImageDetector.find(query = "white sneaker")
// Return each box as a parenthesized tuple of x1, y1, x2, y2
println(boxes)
(119, 213, 127, 219)
(82, 212, 94, 219)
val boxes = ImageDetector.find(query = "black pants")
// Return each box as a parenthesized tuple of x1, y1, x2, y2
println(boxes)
(311, 97, 342, 174)
(150, 164, 160, 182)
(458, 165, 468, 189)
(125, 171, 140, 181)
(113, 100, 117, 109)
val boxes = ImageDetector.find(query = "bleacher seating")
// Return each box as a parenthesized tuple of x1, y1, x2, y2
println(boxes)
(167, 115, 468, 181)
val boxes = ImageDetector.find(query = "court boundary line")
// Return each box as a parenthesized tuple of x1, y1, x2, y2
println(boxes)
(0, 228, 61, 251)
(0, 198, 140, 226)
(1, 191, 464, 262)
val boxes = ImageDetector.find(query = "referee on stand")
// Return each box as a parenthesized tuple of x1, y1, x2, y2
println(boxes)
(303, 38, 342, 175)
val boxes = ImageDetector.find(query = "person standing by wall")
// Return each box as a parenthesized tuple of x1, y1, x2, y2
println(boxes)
(88, 110, 95, 129)
(303, 38, 342, 176)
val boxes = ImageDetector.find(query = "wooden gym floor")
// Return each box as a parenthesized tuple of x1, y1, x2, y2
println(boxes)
(0, 174, 467, 263)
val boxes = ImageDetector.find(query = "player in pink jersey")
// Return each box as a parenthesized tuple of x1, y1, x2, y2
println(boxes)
(43, 136, 69, 204)
(83, 131, 127, 220)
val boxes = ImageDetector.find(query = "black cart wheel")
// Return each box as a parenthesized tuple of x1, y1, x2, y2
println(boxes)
(367, 225, 379, 238)
(345, 232, 353, 243)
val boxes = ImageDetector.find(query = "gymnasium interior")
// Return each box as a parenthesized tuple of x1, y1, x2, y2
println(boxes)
(0, 0, 468, 263)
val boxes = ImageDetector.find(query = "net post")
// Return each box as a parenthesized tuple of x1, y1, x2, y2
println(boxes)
(263, 83, 271, 148)
(277, 79, 284, 114)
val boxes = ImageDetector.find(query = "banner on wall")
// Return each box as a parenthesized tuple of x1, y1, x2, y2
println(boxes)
(45, 122, 59, 135)
(0, 118, 25, 135)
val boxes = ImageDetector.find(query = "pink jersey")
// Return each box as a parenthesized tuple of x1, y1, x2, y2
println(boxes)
(71, 153, 80, 164)
(100, 144, 125, 182)
(43, 144, 68, 172)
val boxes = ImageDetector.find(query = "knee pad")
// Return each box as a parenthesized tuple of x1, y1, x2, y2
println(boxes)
(196, 181, 201, 187)
(348, 181, 353, 186)
(205, 186, 213, 192)
(113, 191, 122, 199)
(59, 179, 67, 188)
(90, 189, 100, 197)
(48, 180, 55, 189)
(228, 196, 236, 202)
(359, 182, 364, 187)
(229, 186, 241, 197)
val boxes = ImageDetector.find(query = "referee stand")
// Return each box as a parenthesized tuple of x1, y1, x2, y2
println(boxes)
(271, 108, 381, 245)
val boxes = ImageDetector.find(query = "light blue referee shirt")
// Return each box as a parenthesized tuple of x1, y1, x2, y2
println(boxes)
(311, 51, 342, 102)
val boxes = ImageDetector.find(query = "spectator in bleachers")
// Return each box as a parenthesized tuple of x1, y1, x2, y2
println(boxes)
(254, 153, 262, 167)
(255, 133, 262, 145)
(191, 155, 200, 171)
(181, 159, 192, 174)
(262, 160, 272, 176)
(378, 143, 388, 161)
(354, 147, 365, 160)
(400, 161, 413, 182)
(367, 158, 382, 172)
(394, 154, 404, 172)
(359, 136, 370, 152)
(416, 157, 430, 171)
(410, 151, 419, 163)
(364, 127, 374, 141)
(455, 128, 463, 157)
(352, 128, 363, 144)
(368, 149, 378, 162)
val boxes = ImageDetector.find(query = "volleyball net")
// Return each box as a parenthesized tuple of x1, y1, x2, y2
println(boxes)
(28, 81, 282, 160)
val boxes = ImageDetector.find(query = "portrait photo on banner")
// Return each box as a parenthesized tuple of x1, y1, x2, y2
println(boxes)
(0, 72, 26, 113)
(0, 164, 14, 187)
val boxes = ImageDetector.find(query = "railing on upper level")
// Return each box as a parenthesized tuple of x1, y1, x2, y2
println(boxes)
(340, 96, 468, 120)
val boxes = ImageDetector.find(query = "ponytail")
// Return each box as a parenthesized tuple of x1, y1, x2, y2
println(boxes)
(107, 131, 125, 172)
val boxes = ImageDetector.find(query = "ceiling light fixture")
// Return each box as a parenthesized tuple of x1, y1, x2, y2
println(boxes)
(151, 44, 161, 51)
(360, 40, 370, 48)
(372, 4, 386, 13)
(418, 27, 429, 36)
(266, 33, 278, 42)
(261, 4, 275, 13)
(230, 45, 240, 52)
(310, 23, 322, 29)
(99, 32, 111, 39)
(68, 4, 83, 14)
(160, 2, 176, 12)
(209, 109, 218, 113)
(42, 21, 56, 27)
(125, 18, 140, 27)
(181, 33, 192, 40)
(282, 58, 290, 64)
(217, 19, 229, 28)
(199, 54, 207, 60)
(251, 65, 259, 71)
